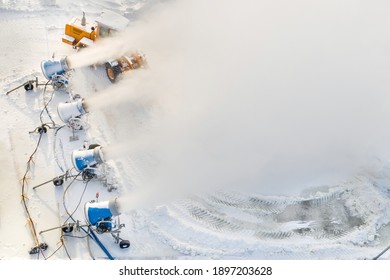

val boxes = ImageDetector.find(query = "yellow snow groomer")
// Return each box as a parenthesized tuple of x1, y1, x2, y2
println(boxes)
(62, 11, 129, 49)
(62, 13, 98, 49)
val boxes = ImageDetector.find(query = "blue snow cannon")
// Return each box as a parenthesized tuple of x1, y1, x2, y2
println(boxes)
(41, 57, 70, 80)
(41, 57, 70, 90)
(84, 198, 130, 249)
(85, 198, 120, 229)
(71, 145, 104, 173)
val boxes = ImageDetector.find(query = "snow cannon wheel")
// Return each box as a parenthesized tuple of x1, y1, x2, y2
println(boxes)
(37, 125, 48, 134)
(105, 63, 121, 83)
(119, 240, 130, 249)
(53, 177, 64, 186)
(24, 83, 34, 91)
(62, 225, 74, 233)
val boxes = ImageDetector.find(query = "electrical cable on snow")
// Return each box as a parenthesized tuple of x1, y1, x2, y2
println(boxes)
(41, 174, 81, 260)
(20, 131, 48, 258)
(19, 80, 64, 257)
(62, 172, 87, 225)
(19, 65, 114, 260)
(60, 172, 114, 260)
(64, 177, 114, 259)
(37, 172, 94, 260)
(48, 170, 85, 260)
(44, 241, 70, 260)
(20, 82, 68, 258)
(39, 80, 56, 127)
(23, 133, 114, 260)
(53, 125, 67, 173)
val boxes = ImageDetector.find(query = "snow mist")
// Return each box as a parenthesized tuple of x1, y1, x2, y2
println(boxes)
(66, 37, 128, 69)
(89, 0, 390, 196)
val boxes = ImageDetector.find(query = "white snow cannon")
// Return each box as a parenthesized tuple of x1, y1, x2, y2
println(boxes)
(72, 145, 105, 175)
(85, 198, 130, 248)
(41, 57, 70, 90)
(57, 98, 88, 130)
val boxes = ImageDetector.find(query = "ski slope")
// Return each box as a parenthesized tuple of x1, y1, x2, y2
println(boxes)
(2, 0, 390, 261)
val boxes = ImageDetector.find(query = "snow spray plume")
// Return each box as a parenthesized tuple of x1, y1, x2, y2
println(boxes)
(86, 70, 159, 111)
(66, 1, 185, 70)
(66, 37, 129, 69)
(101, 0, 390, 197)
(116, 190, 180, 213)
(102, 141, 145, 161)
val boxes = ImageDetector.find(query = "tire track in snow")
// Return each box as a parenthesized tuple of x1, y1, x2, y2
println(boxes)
(146, 206, 255, 258)
(158, 188, 369, 243)
(141, 185, 386, 258)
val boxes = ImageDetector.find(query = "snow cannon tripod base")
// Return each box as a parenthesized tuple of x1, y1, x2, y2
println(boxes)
(57, 98, 89, 131)
(85, 198, 130, 249)
(5, 77, 48, 95)
(32, 171, 75, 190)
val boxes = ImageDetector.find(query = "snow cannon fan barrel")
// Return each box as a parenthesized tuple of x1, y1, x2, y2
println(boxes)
(85, 198, 121, 232)
(71, 145, 104, 172)
(41, 57, 70, 80)
(57, 99, 88, 124)
(86, 198, 121, 225)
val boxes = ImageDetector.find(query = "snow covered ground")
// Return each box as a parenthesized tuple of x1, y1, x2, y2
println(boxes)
(2, 0, 390, 263)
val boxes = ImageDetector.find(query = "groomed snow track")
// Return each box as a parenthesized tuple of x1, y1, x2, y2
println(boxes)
(131, 177, 390, 259)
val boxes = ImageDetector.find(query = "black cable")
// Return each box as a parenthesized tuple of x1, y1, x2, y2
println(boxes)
(62, 171, 84, 225)
(44, 243, 66, 260)
(69, 168, 87, 182)
(42, 172, 90, 260)
(20, 79, 62, 258)
(53, 125, 67, 173)
(63, 234, 90, 239)
(61, 235, 73, 260)
(20, 132, 47, 259)
(61, 176, 108, 260)
(39, 80, 56, 127)
(40, 170, 89, 260)
(20, 79, 82, 259)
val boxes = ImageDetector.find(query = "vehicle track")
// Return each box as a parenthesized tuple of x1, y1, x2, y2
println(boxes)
(151, 185, 377, 249)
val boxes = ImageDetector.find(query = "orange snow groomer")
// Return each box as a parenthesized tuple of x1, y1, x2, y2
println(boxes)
(62, 10, 129, 49)
(62, 12, 98, 49)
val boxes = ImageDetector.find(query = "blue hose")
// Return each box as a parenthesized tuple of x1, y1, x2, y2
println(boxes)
(88, 226, 115, 260)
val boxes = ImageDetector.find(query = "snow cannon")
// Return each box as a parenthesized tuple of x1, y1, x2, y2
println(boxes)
(85, 197, 130, 248)
(57, 98, 88, 130)
(41, 57, 70, 80)
(72, 145, 104, 175)
(85, 198, 120, 231)
(40, 57, 70, 90)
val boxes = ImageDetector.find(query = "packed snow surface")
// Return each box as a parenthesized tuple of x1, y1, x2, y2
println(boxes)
(2, 0, 390, 260)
